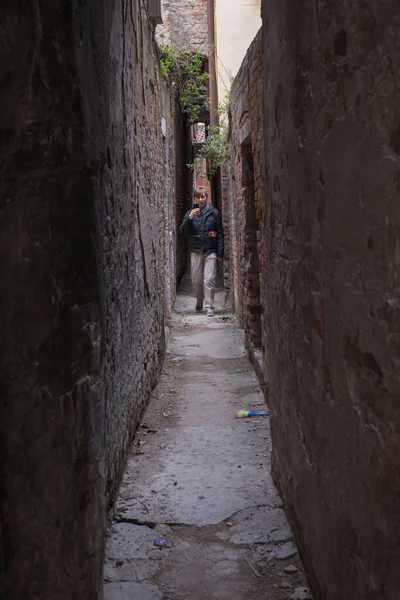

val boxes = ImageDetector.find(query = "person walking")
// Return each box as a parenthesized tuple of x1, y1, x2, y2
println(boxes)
(180, 190, 224, 317)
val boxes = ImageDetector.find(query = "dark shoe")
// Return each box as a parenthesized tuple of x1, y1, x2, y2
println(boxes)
(195, 300, 203, 311)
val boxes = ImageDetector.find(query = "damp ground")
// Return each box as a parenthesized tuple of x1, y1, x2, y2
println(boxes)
(104, 278, 311, 600)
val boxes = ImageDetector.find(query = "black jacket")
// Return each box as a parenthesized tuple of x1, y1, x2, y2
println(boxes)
(180, 204, 224, 257)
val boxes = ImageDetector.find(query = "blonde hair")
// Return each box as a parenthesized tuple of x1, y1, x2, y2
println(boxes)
(194, 189, 208, 199)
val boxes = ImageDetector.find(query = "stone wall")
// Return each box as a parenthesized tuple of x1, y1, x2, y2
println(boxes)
(0, 2, 105, 597)
(174, 106, 193, 285)
(261, 1, 400, 599)
(0, 1, 187, 597)
(156, 0, 208, 54)
(227, 30, 267, 374)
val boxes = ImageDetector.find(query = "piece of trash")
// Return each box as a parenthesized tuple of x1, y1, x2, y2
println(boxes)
(153, 538, 172, 548)
(236, 410, 270, 418)
(241, 552, 260, 578)
(171, 363, 180, 367)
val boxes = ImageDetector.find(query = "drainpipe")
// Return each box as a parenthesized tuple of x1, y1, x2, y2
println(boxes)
(207, 0, 218, 127)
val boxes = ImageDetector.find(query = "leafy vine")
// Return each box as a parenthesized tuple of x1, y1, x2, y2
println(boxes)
(194, 125, 229, 175)
(160, 44, 210, 124)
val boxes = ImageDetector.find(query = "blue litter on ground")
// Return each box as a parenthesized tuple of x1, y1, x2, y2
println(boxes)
(153, 538, 172, 548)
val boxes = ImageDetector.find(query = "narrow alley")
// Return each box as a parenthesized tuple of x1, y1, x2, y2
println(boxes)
(1, 1, 400, 600)
(104, 279, 309, 600)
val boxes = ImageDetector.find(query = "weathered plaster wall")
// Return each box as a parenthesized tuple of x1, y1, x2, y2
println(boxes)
(159, 79, 192, 317)
(0, 1, 185, 597)
(261, 1, 400, 598)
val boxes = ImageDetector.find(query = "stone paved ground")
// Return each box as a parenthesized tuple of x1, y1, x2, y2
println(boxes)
(104, 278, 312, 600)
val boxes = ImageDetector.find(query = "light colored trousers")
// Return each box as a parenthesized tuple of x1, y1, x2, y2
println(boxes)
(191, 252, 217, 309)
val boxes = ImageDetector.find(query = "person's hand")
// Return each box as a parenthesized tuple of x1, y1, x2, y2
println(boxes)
(217, 257, 223, 263)
(189, 208, 200, 219)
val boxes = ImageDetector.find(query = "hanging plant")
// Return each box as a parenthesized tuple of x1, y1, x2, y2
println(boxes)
(187, 125, 229, 175)
(197, 125, 229, 174)
(159, 44, 210, 124)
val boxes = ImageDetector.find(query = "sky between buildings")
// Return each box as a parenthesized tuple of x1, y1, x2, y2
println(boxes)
(215, 0, 262, 101)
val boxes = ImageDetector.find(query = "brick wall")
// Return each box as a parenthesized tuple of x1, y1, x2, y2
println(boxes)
(221, 167, 231, 290)
(261, 1, 400, 599)
(227, 30, 267, 375)
(0, 1, 185, 597)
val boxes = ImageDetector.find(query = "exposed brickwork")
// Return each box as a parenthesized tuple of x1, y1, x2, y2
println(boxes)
(221, 167, 230, 290)
(260, 1, 400, 599)
(156, 0, 208, 54)
(226, 30, 266, 370)
(0, 1, 187, 597)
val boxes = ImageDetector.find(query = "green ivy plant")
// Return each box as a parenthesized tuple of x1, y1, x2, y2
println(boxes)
(160, 44, 210, 124)
(187, 93, 230, 175)
(196, 125, 229, 174)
